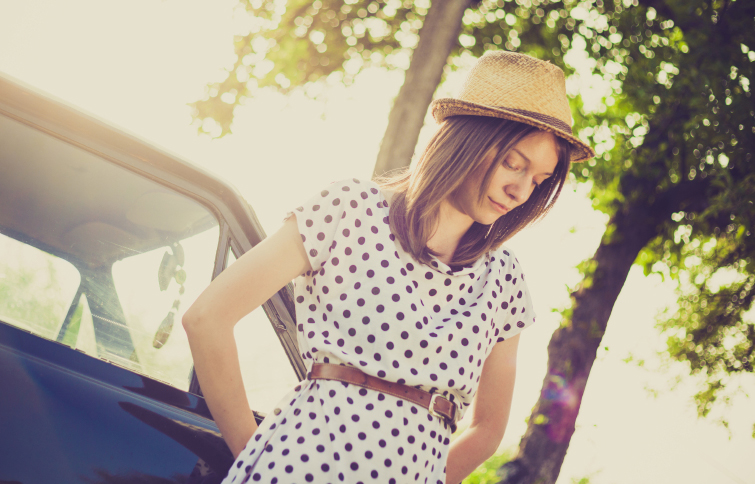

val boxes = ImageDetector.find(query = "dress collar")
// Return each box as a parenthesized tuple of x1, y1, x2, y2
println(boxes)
(428, 252, 490, 277)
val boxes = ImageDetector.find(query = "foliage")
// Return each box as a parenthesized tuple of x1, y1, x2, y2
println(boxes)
(594, 0, 755, 420)
(570, 477, 593, 484)
(192, 0, 435, 136)
(193, 0, 619, 137)
(461, 450, 594, 484)
(462, 450, 512, 484)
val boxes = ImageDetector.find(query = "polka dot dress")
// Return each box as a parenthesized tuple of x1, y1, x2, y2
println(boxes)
(223, 179, 536, 484)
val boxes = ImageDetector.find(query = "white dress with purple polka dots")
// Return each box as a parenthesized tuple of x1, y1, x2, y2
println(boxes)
(223, 178, 536, 484)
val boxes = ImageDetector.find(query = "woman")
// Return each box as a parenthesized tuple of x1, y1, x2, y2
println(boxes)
(183, 51, 594, 484)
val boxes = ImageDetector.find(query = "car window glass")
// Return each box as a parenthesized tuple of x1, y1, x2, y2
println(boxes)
(229, 251, 300, 413)
(112, 226, 218, 388)
(0, 234, 80, 339)
(0, 112, 220, 390)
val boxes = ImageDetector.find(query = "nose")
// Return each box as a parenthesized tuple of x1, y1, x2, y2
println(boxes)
(504, 177, 534, 206)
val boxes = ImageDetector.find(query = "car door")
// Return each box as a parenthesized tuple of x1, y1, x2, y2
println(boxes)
(0, 75, 303, 484)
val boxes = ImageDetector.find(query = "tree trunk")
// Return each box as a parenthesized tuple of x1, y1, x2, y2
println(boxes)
(496, 177, 709, 484)
(497, 212, 654, 484)
(372, 0, 471, 178)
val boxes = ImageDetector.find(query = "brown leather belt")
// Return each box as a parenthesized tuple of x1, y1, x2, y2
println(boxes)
(308, 363, 458, 431)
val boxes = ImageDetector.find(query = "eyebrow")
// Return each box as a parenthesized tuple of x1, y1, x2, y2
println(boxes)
(512, 148, 553, 176)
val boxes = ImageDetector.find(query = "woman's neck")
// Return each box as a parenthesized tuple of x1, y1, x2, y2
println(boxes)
(381, 187, 474, 266)
(427, 200, 474, 265)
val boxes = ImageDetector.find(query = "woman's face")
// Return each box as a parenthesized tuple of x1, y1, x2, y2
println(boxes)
(451, 130, 560, 226)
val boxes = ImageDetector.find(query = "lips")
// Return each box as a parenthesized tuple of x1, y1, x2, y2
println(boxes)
(489, 197, 509, 214)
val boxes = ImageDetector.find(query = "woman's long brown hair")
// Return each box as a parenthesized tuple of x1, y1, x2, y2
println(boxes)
(378, 115, 572, 267)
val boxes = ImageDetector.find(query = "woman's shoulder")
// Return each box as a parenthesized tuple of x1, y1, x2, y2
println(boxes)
(312, 178, 394, 207)
(326, 177, 377, 189)
(290, 178, 391, 273)
(491, 244, 516, 258)
(293, 178, 390, 226)
(488, 244, 524, 272)
(317, 178, 382, 198)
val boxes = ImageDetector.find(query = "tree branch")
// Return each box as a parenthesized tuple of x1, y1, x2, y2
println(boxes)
(372, 0, 472, 177)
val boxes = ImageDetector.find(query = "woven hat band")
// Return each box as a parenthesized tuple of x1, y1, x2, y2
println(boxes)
(497, 106, 573, 134)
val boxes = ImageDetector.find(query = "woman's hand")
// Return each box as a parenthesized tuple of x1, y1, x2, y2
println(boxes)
(444, 333, 520, 484)
(182, 215, 311, 457)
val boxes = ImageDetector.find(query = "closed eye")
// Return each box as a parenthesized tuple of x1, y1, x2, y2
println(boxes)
(503, 159, 522, 172)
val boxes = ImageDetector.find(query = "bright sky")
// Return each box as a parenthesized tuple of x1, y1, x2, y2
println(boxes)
(0, 1, 753, 483)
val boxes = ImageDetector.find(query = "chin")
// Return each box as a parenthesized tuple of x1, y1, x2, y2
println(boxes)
(477, 214, 501, 226)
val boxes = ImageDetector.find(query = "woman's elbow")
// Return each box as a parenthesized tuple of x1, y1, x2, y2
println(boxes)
(182, 302, 209, 336)
(471, 420, 507, 457)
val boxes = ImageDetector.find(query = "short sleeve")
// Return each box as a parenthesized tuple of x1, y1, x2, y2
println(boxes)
(495, 249, 537, 342)
(286, 178, 367, 272)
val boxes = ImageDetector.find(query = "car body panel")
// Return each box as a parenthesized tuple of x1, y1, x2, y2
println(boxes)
(0, 322, 228, 482)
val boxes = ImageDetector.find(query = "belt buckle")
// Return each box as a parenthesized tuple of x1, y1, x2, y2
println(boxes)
(428, 394, 444, 421)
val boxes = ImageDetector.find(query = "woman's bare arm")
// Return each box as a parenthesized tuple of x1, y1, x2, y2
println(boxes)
(182, 215, 311, 457)
(444, 333, 520, 484)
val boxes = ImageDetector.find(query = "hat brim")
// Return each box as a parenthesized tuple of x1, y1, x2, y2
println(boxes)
(431, 98, 595, 163)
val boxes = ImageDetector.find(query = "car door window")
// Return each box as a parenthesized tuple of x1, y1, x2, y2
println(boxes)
(110, 224, 219, 388)
(228, 251, 300, 413)
(0, 234, 81, 340)
(0, 112, 219, 390)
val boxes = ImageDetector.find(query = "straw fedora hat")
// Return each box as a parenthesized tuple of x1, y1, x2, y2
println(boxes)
(431, 51, 595, 163)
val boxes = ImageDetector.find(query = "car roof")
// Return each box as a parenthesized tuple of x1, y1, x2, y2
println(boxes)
(0, 73, 268, 263)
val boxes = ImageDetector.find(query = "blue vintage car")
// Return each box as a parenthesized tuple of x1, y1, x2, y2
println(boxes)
(0, 74, 305, 484)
